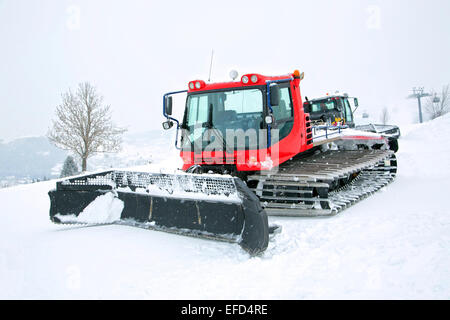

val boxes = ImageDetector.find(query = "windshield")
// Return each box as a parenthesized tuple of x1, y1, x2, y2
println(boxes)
(310, 100, 336, 113)
(183, 88, 264, 149)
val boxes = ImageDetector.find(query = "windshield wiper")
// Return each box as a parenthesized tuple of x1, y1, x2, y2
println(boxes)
(189, 103, 236, 152)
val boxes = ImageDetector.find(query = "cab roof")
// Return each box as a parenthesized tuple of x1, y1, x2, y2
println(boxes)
(308, 94, 351, 102)
(187, 71, 303, 93)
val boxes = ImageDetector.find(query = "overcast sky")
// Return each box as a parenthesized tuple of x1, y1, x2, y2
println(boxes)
(0, 0, 449, 140)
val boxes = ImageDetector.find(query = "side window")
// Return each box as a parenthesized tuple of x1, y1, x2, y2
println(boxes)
(187, 95, 208, 126)
(344, 100, 353, 123)
(273, 87, 293, 121)
(272, 86, 294, 143)
(311, 103, 321, 112)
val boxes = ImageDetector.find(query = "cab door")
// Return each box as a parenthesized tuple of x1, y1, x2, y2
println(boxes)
(271, 84, 294, 141)
(343, 98, 355, 127)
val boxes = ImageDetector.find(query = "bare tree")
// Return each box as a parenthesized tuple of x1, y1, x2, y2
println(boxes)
(48, 82, 127, 172)
(380, 106, 390, 125)
(425, 85, 450, 120)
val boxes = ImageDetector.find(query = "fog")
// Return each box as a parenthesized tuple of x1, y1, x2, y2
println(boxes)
(1, 0, 449, 140)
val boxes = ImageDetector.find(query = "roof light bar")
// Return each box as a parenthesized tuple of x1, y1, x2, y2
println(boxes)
(188, 80, 206, 90)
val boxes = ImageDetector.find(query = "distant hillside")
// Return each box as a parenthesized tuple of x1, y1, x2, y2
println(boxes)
(0, 137, 67, 179)
(0, 130, 176, 182)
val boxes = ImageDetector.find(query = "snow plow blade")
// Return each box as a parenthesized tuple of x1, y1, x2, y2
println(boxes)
(48, 171, 271, 255)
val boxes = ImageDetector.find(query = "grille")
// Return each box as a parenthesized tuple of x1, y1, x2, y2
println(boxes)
(61, 170, 237, 196)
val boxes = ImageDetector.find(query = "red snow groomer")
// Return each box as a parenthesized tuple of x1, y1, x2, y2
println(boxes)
(163, 70, 397, 215)
(49, 70, 397, 255)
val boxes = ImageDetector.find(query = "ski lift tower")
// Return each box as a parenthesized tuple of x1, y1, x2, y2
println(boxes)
(408, 87, 430, 123)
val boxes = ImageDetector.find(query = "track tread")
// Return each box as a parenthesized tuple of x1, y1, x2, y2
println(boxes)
(248, 150, 396, 217)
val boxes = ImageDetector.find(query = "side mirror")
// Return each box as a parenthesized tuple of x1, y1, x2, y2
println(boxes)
(303, 102, 311, 113)
(165, 96, 173, 116)
(269, 84, 280, 106)
(354, 98, 359, 107)
(162, 120, 174, 130)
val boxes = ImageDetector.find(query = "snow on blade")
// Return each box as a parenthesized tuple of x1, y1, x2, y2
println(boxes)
(144, 183, 241, 203)
(55, 192, 124, 224)
(116, 172, 243, 204)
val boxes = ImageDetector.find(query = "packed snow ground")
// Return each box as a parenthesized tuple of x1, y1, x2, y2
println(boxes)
(1, 115, 450, 299)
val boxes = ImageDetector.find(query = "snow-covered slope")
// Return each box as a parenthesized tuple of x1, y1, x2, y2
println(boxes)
(1, 115, 450, 299)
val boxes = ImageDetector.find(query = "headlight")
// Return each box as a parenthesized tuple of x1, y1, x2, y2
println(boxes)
(251, 75, 258, 83)
(195, 81, 201, 89)
(242, 76, 249, 84)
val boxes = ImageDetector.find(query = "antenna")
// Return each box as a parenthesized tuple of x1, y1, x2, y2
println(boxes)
(208, 49, 214, 82)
